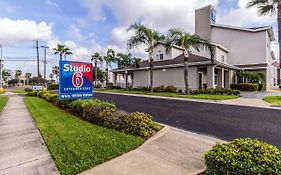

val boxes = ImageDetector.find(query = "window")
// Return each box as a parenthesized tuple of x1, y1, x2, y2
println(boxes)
(156, 53, 164, 61)
(159, 54, 164, 60)
(221, 55, 225, 63)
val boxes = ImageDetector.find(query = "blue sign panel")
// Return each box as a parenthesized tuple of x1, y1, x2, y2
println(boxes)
(59, 60, 93, 100)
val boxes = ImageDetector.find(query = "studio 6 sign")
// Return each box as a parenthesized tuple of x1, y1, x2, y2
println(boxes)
(59, 61, 93, 100)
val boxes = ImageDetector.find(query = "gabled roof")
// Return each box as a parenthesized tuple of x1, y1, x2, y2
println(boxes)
(211, 23, 275, 41)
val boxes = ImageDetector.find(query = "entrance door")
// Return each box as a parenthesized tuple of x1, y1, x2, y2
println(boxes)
(198, 73, 203, 89)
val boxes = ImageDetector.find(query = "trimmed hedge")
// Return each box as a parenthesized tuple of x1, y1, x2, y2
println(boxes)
(205, 138, 281, 175)
(230, 83, 258, 91)
(47, 84, 59, 90)
(24, 87, 32, 92)
(191, 88, 240, 96)
(26, 91, 160, 138)
(153, 85, 177, 93)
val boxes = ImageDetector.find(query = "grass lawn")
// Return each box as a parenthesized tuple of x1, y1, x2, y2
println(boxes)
(0, 96, 8, 111)
(96, 89, 239, 100)
(24, 96, 144, 175)
(263, 96, 281, 106)
(10, 90, 27, 94)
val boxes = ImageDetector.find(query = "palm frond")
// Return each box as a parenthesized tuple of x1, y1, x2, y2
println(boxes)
(247, 0, 268, 8)
(258, 4, 276, 15)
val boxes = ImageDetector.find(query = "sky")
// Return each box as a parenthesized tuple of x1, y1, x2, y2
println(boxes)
(0, 0, 278, 79)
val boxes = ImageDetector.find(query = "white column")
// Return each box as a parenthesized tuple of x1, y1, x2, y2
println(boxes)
(207, 65, 215, 88)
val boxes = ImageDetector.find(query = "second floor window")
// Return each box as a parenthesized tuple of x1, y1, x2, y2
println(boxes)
(156, 53, 164, 61)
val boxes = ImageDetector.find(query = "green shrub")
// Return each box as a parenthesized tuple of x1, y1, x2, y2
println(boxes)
(68, 99, 116, 125)
(102, 111, 128, 130)
(24, 87, 32, 92)
(191, 88, 240, 96)
(26, 91, 38, 96)
(47, 84, 59, 90)
(132, 86, 150, 91)
(94, 84, 102, 88)
(45, 94, 58, 103)
(165, 85, 177, 93)
(230, 83, 258, 91)
(153, 85, 166, 92)
(205, 138, 281, 175)
(123, 112, 159, 138)
(106, 83, 113, 89)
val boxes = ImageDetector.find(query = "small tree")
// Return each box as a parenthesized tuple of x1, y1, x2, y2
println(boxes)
(52, 66, 59, 84)
(25, 73, 31, 85)
(117, 53, 133, 89)
(15, 70, 22, 80)
(103, 48, 117, 88)
(91, 52, 103, 86)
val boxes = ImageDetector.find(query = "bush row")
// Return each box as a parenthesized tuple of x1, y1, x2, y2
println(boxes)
(47, 84, 59, 90)
(190, 88, 240, 96)
(26, 91, 160, 138)
(152, 85, 177, 93)
(205, 138, 281, 175)
(230, 83, 258, 91)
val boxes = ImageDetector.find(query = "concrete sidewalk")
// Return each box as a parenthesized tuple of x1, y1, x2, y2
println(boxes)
(0, 94, 59, 175)
(78, 127, 221, 175)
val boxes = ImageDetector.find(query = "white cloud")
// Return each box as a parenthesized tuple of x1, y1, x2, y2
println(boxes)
(68, 25, 85, 41)
(217, 0, 276, 27)
(47, 0, 58, 7)
(0, 17, 53, 43)
(83, 0, 217, 32)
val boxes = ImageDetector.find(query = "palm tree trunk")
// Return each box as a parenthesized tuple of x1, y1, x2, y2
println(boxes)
(183, 49, 190, 94)
(106, 62, 109, 88)
(60, 53, 62, 61)
(278, 3, 281, 78)
(125, 65, 128, 89)
(94, 59, 98, 86)
(184, 59, 189, 94)
(149, 49, 154, 92)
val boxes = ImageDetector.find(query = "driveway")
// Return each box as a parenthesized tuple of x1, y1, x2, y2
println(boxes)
(94, 92, 281, 149)
(241, 91, 281, 99)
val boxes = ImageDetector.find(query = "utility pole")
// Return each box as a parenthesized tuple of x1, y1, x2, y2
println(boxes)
(41, 46, 49, 87)
(0, 44, 2, 89)
(35, 40, 40, 84)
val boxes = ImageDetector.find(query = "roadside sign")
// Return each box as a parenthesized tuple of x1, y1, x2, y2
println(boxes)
(59, 60, 93, 100)
(32, 85, 43, 91)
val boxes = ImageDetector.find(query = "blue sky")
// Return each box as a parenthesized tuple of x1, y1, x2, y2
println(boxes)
(0, 0, 277, 78)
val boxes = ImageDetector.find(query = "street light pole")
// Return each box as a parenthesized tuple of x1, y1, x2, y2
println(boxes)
(41, 46, 49, 87)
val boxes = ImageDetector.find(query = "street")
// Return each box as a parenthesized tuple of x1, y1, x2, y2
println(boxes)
(94, 92, 281, 149)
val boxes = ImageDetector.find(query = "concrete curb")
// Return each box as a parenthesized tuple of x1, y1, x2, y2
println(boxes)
(95, 91, 281, 110)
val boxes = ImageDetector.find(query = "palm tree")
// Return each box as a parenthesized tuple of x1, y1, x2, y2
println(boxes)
(103, 48, 117, 88)
(127, 23, 165, 92)
(166, 28, 215, 94)
(25, 73, 31, 85)
(91, 52, 103, 86)
(117, 53, 133, 89)
(15, 70, 22, 80)
(247, 0, 281, 68)
(53, 44, 72, 61)
(132, 57, 142, 68)
(52, 66, 59, 84)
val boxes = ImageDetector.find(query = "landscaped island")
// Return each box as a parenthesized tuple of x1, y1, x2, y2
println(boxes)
(24, 91, 161, 175)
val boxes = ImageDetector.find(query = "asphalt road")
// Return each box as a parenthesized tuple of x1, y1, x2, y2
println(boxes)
(94, 92, 281, 149)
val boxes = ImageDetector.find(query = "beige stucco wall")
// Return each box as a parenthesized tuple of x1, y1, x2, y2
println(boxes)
(211, 27, 267, 65)
(133, 67, 199, 90)
(153, 44, 182, 61)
